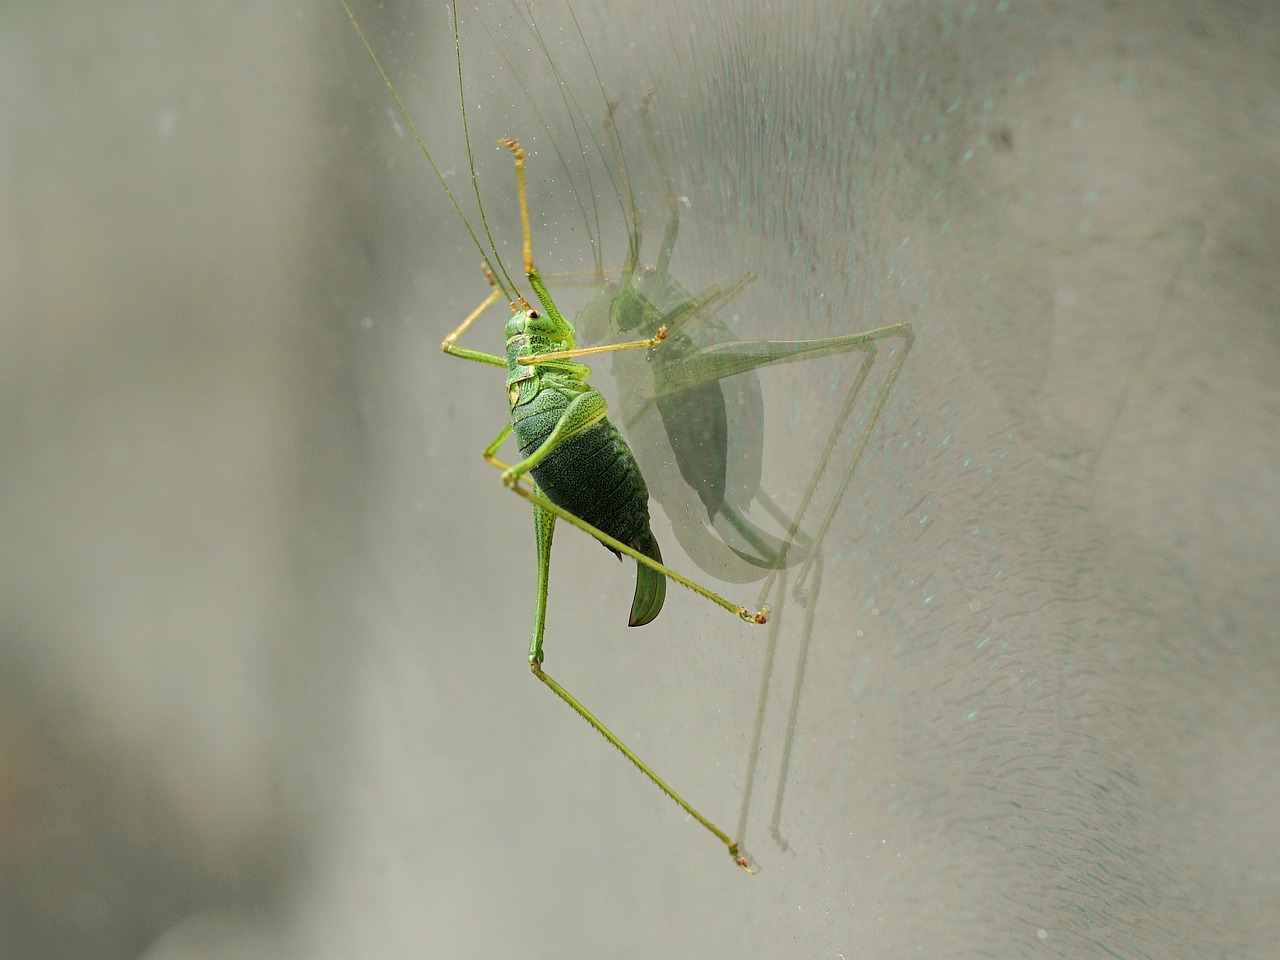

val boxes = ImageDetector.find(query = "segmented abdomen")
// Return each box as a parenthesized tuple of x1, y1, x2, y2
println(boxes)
(513, 387, 653, 552)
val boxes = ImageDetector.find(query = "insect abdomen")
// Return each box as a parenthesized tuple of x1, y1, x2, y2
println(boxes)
(514, 390, 653, 549)
(514, 384, 666, 626)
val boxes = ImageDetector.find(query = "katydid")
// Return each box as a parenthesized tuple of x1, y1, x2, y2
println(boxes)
(340, 0, 767, 872)
(475, 25, 917, 848)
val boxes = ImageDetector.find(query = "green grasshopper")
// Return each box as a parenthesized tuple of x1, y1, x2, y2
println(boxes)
(469, 34, 917, 848)
(343, 0, 915, 868)
(341, 0, 767, 872)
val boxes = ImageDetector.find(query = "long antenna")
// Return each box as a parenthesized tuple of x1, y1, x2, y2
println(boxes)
(480, 12, 600, 275)
(453, 2, 520, 297)
(514, 0, 625, 278)
(338, 0, 518, 301)
(561, 0, 643, 274)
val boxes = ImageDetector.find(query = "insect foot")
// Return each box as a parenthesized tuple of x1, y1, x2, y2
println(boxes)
(729, 844, 758, 874)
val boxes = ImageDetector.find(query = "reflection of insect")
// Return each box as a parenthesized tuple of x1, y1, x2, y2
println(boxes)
(579, 95, 914, 596)
(341, 0, 765, 872)
(571, 96, 914, 849)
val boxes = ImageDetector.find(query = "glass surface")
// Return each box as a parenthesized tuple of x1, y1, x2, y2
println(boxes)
(1, 1, 1277, 957)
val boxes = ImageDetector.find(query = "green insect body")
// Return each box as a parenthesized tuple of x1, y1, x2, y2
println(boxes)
(432, 136, 762, 872)
(340, 0, 910, 873)
(505, 306, 665, 625)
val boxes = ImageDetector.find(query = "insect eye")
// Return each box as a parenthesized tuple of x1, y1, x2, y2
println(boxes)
(527, 309, 540, 319)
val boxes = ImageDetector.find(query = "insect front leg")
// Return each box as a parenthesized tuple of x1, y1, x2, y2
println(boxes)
(441, 285, 509, 367)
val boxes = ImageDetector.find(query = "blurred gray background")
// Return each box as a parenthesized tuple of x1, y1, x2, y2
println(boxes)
(1, 0, 1277, 957)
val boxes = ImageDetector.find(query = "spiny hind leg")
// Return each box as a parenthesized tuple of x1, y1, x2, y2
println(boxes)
(520, 477, 755, 870)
